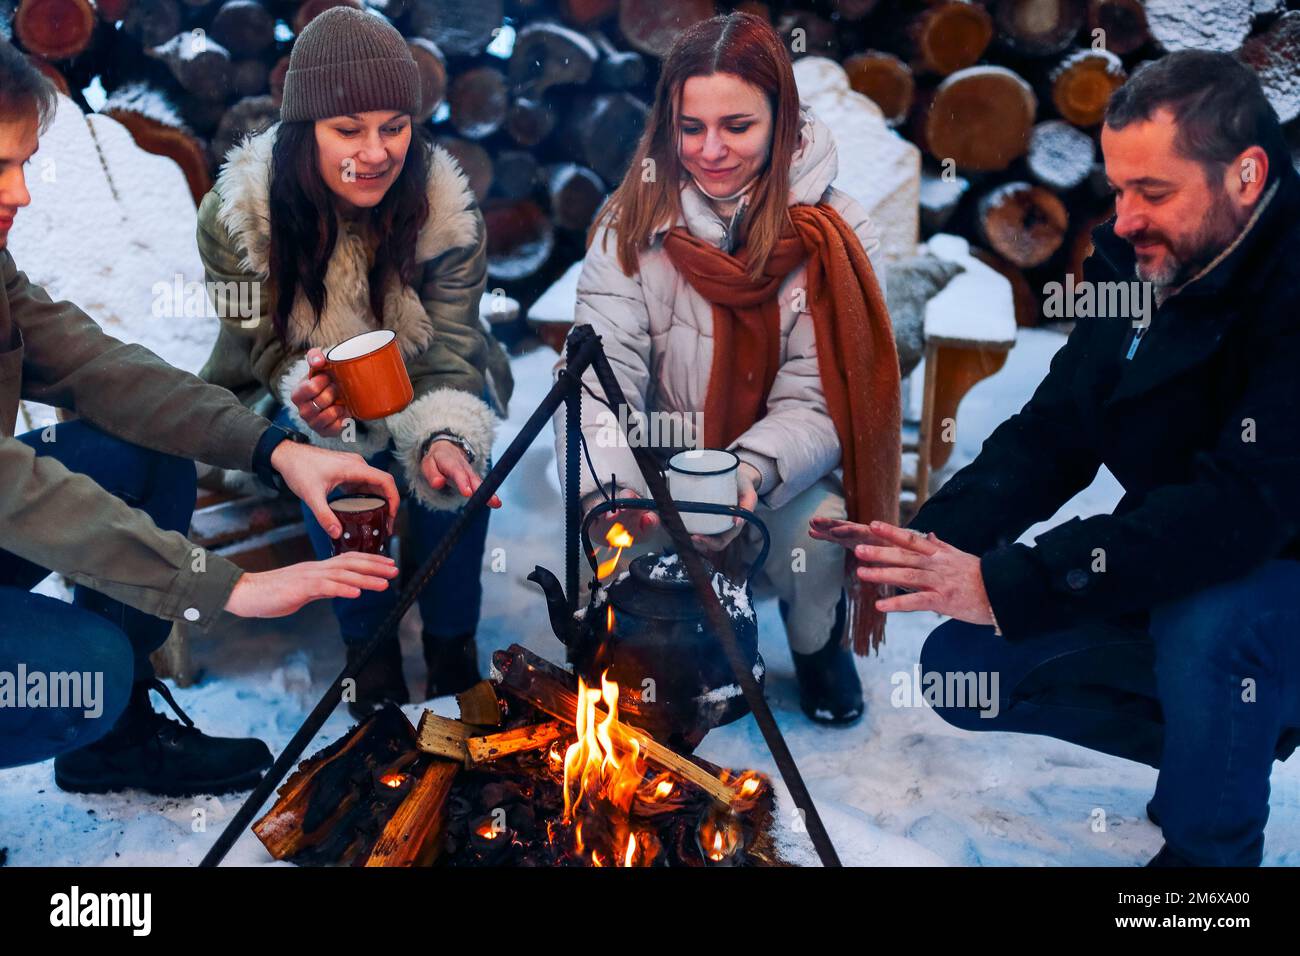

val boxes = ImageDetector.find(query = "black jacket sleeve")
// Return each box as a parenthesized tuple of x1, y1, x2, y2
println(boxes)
(907, 321, 1103, 557)
(975, 305, 1300, 640)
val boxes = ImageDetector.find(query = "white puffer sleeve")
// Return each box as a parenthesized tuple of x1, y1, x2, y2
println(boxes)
(552, 223, 654, 502)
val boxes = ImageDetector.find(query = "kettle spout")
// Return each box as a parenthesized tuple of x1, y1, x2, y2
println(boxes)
(527, 566, 573, 646)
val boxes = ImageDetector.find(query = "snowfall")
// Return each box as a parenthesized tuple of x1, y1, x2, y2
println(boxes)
(1, 95, 1298, 868)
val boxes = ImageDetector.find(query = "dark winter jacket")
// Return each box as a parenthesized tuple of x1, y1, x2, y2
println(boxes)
(908, 163, 1300, 640)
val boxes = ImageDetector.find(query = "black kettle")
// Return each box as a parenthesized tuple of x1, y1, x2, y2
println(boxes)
(527, 499, 769, 751)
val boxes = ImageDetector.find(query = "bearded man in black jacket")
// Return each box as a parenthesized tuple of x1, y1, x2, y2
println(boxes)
(811, 51, 1300, 867)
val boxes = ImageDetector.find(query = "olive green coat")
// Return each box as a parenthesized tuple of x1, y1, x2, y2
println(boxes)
(196, 124, 513, 511)
(0, 249, 266, 627)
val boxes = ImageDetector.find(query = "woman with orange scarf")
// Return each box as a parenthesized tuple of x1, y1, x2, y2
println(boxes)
(553, 12, 901, 724)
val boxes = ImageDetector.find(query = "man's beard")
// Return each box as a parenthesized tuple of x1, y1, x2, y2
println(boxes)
(1132, 187, 1246, 288)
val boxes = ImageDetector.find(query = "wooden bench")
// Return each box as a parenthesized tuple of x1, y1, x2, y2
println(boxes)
(902, 233, 1018, 519)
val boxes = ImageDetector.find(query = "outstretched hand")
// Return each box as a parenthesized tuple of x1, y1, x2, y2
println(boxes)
(421, 440, 501, 508)
(809, 517, 995, 626)
(224, 553, 400, 618)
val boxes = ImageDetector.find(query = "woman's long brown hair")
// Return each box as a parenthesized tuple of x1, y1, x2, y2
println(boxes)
(588, 11, 803, 282)
(266, 121, 432, 343)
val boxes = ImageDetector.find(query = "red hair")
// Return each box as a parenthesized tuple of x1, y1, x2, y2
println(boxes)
(588, 12, 802, 282)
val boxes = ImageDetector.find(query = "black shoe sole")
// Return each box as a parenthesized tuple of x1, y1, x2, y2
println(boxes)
(53, 765, 268, 799)
(800, 702, 865, 727)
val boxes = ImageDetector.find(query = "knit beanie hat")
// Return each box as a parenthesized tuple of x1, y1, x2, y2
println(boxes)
(280, 7, 421, 123)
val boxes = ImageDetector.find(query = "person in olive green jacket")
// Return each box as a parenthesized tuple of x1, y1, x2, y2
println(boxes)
(0, 39, 402, 796)
(196, 8, 514, 716)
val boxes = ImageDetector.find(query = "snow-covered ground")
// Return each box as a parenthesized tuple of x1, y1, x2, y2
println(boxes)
(2, 328, 1298, 866)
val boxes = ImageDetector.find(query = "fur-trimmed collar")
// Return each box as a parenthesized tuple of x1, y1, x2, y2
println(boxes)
(212, 123, 480, 356)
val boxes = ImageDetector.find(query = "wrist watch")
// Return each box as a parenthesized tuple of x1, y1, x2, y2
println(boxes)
(420, 431, 475, 466)
(253, 423, 308, 493)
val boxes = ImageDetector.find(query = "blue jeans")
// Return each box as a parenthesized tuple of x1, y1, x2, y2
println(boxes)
(919, 559, 1300, 866)
(273, 407, 491, 645)
(0, 421, 197, 769)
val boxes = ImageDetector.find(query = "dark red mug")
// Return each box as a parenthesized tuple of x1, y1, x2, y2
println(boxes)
(328, 495, 391, 555)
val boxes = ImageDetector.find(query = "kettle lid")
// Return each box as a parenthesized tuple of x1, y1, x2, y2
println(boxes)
(628, 551, 708, 591)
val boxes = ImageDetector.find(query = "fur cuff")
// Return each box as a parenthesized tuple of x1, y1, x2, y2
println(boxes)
(387, 387, 497, 512)
(275, 358, 393, 458)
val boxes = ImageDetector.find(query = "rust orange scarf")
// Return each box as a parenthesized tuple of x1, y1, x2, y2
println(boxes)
(663, 203, 901, 654)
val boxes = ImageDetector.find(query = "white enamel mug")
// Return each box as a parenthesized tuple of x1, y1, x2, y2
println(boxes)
(667, 448, 739, 535)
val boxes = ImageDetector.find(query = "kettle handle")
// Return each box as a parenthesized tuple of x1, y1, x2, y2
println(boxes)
(581, 497, 771, 587)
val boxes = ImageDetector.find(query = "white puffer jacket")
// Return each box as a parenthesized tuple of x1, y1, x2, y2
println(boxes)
(553, 105, 887, 511)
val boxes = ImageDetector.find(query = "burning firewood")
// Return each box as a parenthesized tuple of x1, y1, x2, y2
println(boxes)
(466, 721, 566, 764)
(492, 644, 746, 808)
(415, 711, 477, 766)
(363, 760, 459, 867)
(456, 680, 504, 727)
(247, 647, 781, 867)
(252, 706, 429, 864)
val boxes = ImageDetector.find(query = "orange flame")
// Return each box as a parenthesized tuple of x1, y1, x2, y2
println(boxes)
(559, 671, 654, 865)
(698, 812, 742, 863)
(735, 772, 763, 800)
(596, 522, 635, 579)
(378, 773, 408, 789)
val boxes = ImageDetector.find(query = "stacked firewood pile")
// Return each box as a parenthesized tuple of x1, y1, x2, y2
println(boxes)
(3, 0, 1299, 321)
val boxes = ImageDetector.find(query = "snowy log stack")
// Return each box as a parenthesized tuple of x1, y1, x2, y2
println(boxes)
(2, 0, 1298, 322)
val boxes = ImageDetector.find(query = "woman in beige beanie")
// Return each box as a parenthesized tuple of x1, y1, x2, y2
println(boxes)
(196, 6, 514, 715)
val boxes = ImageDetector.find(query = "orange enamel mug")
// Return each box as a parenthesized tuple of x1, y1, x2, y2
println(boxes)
(322, 330, 414, 420)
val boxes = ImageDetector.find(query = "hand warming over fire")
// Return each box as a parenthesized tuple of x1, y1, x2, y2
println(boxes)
(808, 517, 995, 627)
(422, 439, 502, 508)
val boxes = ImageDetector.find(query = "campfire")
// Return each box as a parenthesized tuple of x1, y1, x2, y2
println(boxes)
(252, 644, 784, 867)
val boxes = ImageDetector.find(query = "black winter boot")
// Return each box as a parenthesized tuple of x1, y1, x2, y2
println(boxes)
(423, 631, 481, 699)
(345, 638, 410, 721)
(53, 678, 272, 797)
(784, 597, 864, 726)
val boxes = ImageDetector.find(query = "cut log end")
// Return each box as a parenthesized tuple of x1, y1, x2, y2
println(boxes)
(449, 65, 508, 140)
(926, 66, 1038, 172)
(1051, 48, 1126, 127)
(15, 0, 95, 60)
(995, 0, 1087, 58)
(1027, 119, 1096, 191)
(977, 181, 1070, 269)
(844, 51, 915, 126)
(1087, 0, 1150, 56)
(618, 0, 717, 58)
(910, 0, 994, 76)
